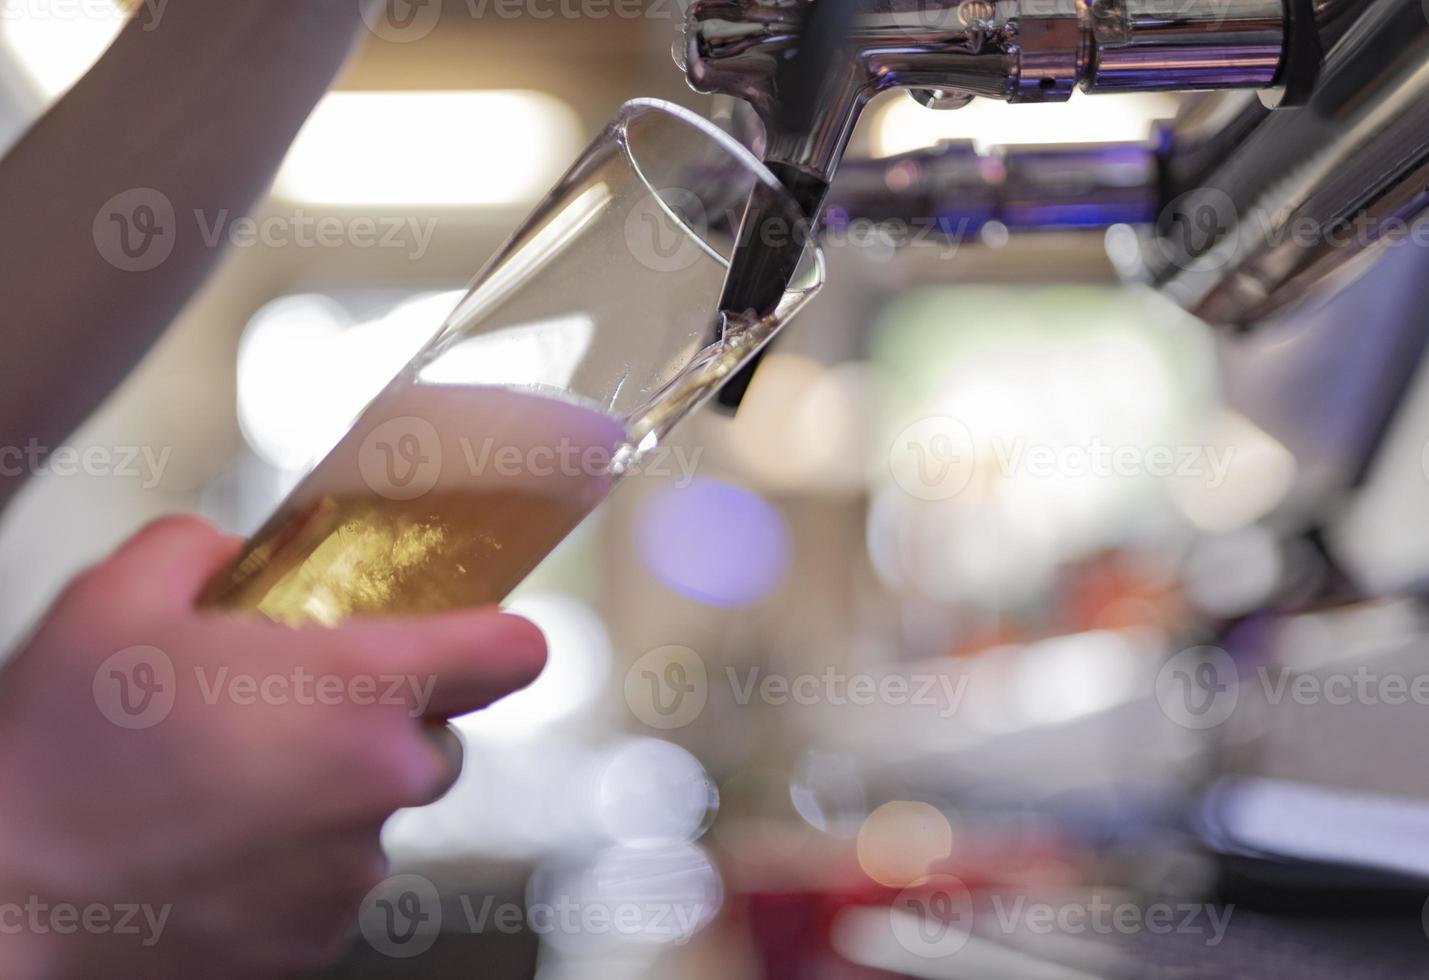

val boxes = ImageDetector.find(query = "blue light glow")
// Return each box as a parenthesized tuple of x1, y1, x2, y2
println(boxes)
(635, 478, 790, 607)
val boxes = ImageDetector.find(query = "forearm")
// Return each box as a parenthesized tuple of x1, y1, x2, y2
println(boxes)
(0, 823, 51, 979)
(0, 0, 373, 507)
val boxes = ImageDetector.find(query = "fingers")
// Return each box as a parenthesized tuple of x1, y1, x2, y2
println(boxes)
(420, 721, 465, 802)
(99, 514, 244, 611)
(343, 611, 547, 720)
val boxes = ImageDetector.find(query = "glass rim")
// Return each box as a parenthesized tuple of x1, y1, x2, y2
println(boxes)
(610, 97, 824, 274)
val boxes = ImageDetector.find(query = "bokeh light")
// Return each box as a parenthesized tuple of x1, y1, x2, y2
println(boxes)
(276, 91, 582, 208)
(236, 291, 462, 471)
(529, 842, 723, 952)
(595, 737, 719, 845)
(855, 801, 954, 887)
(635, 477, 791, 607)
(459, 593, 613, 739)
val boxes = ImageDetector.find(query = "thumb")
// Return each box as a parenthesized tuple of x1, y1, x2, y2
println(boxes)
(341, 611, 548, 719)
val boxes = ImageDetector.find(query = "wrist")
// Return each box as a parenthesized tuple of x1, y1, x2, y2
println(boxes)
(237, 0, 374, 47)
(118, 0, 371, 64)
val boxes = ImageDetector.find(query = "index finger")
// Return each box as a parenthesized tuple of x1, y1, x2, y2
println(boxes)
(337, 610, 548, 719)
(97, 514, 244, 612)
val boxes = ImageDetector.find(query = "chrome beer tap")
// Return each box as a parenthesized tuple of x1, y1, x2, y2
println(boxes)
(683, 0, 1429, 381)
(681, 0, 1291, 199)
(681, 0, 1309, 407)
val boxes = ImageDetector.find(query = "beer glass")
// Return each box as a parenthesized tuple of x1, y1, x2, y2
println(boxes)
(200, 99, 824, 625)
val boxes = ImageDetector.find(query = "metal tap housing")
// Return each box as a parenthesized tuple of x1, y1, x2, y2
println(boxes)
(683, 0, 1286, 182)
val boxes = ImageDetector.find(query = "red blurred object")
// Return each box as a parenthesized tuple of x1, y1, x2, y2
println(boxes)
(724, 827, 1083, 978)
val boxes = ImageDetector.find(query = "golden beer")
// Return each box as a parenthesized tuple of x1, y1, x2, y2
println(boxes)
(201, 383, 628, 625)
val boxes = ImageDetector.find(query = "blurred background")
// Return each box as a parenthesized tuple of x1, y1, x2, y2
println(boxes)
(4, 3, 1429, 978)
